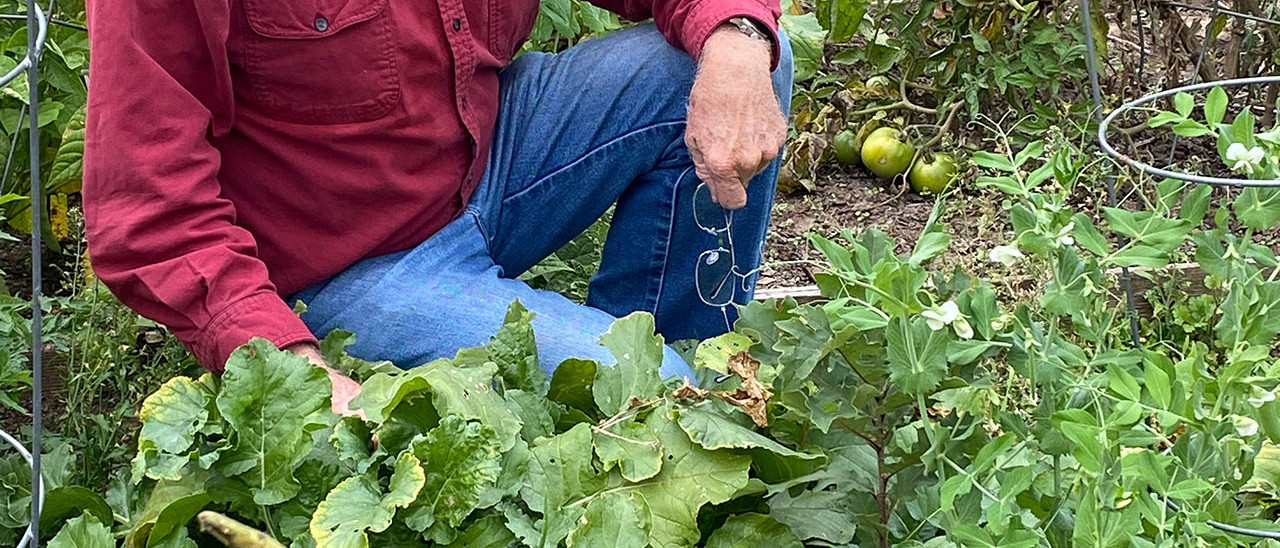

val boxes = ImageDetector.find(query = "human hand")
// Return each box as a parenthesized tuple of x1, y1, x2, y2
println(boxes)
(685, 25, 787, 210)
(287, 342, 366, 419)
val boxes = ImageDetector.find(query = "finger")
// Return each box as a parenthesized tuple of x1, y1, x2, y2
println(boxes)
(694, 164, 722, 204)
(699, 150, 751, 209)
(709, 173, 748, 210)
(736, 148, 767, 184)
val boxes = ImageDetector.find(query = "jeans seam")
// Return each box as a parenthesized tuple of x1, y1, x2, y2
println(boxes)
(651, 165, 695, 317)
(499, 120, 686, 207)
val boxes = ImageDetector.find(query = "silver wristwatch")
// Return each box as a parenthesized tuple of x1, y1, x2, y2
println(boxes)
(727, 17, 775, 54)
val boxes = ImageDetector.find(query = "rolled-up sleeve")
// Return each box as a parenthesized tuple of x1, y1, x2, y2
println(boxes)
(588, 0, 782, 68)
(84, 0, 315, 372)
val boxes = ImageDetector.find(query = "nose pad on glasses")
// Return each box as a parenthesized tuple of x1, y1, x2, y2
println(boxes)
(696, 249, 736, 306)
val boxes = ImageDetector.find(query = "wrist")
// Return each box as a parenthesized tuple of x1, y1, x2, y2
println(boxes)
(286, 342, 330, 369)
(702, 25, 772, 70)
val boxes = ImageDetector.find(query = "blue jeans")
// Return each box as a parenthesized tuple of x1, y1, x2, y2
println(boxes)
(290, 23, 794, 379)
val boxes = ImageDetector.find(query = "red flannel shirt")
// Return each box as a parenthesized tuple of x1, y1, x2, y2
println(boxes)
(83, 0, 781, 371)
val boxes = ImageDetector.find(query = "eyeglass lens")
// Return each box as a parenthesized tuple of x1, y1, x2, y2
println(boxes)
(693, 183, 730, 234)
(696, 248, 735, 306)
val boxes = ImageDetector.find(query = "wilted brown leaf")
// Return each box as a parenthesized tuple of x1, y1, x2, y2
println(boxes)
(671, 377, 709, 401)
(712, 351, 772, 427)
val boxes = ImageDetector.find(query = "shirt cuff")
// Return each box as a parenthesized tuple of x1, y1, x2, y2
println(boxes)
(190, 291, 318, 373)
(683, 6, 782, 71)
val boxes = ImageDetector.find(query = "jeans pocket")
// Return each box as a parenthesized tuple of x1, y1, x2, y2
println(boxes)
(239, 0, 400, 124)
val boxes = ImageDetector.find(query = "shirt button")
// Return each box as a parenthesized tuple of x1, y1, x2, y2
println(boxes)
(461, 97, 469, 109)
(314, 16, 329, 32)
(452, 17, 461, 31)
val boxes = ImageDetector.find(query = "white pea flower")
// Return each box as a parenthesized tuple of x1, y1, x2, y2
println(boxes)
(989, 245, 1025, 267)
(922, 300, 960, 331)
(1055, 221, 1076, 247)
(1233, 415, 1259, 437)
(952, 316, 974, 340)
(1226, 143, 1266, 176)
(990, 313, 1012, 332)
(1248, 386, 1277, 408)
(921, 301, 974, 339)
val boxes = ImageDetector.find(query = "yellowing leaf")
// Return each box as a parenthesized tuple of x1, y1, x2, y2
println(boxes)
(403, 416, 502, 539)
(311, 451, 425, 548)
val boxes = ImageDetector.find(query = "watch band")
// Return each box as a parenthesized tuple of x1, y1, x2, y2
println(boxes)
(727, 17, 775, 53)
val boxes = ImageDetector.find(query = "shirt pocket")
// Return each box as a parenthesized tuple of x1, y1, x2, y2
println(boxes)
(488, 0, 539, 63)
(239, 0, 400, 125)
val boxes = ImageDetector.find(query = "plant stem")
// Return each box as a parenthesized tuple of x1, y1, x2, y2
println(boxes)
(597, 397, 661, 430)
(876, 441, 890, 548)
(591, 424, 659, 448)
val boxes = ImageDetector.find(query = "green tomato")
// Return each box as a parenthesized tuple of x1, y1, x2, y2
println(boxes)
(909, 152, 958, 195)
(833, 129, 860, 166)
(860, 127, 915, 179)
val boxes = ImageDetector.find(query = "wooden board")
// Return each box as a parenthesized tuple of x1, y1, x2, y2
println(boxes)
(754, 262, 1216, 320)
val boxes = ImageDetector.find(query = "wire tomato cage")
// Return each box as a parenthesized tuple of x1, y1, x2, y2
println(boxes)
(5, 0, 48, 546)
(1081, 0, 1280, 540)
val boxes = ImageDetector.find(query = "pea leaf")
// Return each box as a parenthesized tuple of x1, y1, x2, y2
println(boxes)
(1204, 87, 1228, 126)
(973, 151, 1016, 172)
(1173, 92, 1194, 117)
(1233, 188, 1280, 230)
(594, 313, 666, 416)
(909, 231, 950, 267)
(310, 451, 425, 548)
(1143, 355, 1172, 410)
(886, 317, 949, 396)
(215, 339, 332, 506)
(1172, 119, 1214, 138)
(403, 416, 501, 536)
(704, 513, 802, 548)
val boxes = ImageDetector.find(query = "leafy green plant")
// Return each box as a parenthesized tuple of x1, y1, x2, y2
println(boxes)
(522, 0, 622, 53)
(1147, 86, 1280, 245)
(0, 0, 89, 247)
(960, 116, 1280, 547)
(114, 305, 821, 548)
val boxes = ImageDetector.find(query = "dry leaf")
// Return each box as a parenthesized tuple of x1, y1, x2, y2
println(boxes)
(671, 377, 709, 401)
(712, 352, 773, 427)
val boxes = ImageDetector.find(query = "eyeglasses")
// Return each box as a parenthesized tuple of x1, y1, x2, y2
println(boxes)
(693, 183, 761, 323)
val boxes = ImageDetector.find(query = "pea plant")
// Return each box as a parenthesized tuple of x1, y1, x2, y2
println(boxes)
(957, 121, 1280, 546)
